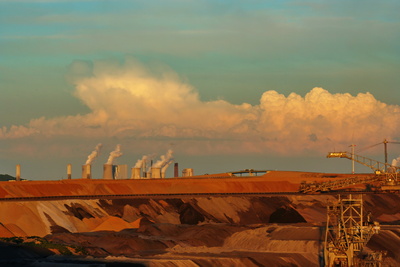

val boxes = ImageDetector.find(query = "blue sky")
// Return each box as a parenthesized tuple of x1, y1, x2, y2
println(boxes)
(1, 0, 400, 179)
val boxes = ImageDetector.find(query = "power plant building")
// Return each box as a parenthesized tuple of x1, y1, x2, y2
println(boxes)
(103, 164, 128, 179)
(82, 164, 92, 179)
(131, 167, 141, 179)
(114, 165, 128, 179)
(182, 168, 194, 177)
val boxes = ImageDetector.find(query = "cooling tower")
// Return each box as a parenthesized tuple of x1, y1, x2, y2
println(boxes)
(82, 164, 92, 179)
(131, 167, 141, 179)
(67, 164, 72, 179)
(143, 161, 147, 178)
(114, 165, 128, 179)
(103, 164, 113, 179)
(16, 164, 21, 182)
(151, 167, 161, 179)
(182, 168, 194, 177)
(174, 163, 179, 177)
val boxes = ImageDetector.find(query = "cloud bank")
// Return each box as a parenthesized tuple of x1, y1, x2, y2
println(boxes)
(1, 59, 399, 155)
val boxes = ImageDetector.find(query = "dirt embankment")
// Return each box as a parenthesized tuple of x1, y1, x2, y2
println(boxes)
(0, 171, 373, 199)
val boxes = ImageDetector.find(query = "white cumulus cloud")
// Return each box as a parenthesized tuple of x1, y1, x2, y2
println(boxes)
(1, 58, 399, 155)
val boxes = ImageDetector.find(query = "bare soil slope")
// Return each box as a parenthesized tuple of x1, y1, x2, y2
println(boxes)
(0, 193, 399, 266)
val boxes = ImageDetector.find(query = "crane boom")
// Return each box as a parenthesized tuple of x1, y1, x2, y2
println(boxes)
(326, 152, 400, 174)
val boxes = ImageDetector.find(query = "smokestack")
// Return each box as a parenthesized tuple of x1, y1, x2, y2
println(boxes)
(134, 155, 148, 178)
(82, 164, 92, 179)
(103, 164, 113, 179)
(151, 167, 161, 178)
(16, 164, 21, 181)
(131, 167, 141, 179)
(182, 168, 193, 177)
(152, 149, 174, 178)
(67, 164, 72, 179)
(174, 163, 179, 177)
(161, 160, 173, 178)
(143, 160, 147, 178)
(114, 165, 128, 179)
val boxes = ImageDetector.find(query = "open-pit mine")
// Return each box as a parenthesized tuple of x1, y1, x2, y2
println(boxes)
(1, 150, 400, 266)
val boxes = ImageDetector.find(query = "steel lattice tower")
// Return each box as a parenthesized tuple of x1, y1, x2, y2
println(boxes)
(324, 194, 383, 266)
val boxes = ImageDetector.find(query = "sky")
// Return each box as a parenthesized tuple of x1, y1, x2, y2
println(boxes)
(1, 0, 400, 180)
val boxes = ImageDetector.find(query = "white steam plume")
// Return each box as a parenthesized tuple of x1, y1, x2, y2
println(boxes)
(106, 144, 123, 165)
(161, 159, 174, 174)
(392, 156, 400, 167)
(134, 155, 148, 168)
(85, 143, 103, 165)
(153, 149, 174, 168)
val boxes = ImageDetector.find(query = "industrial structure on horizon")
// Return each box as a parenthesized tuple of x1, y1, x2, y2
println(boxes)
(5, 140, 400, 193)
(2, 142, 400, 267)
(78, 146, 184, 180)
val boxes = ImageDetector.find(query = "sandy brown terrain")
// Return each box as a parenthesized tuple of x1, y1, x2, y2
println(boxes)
(0, 193, 399, 266)
(0, 171, 398, 266)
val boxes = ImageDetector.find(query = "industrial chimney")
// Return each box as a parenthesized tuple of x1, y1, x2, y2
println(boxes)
(16, 164, 21, 181)
(114, 165, 128, 179)
(67, 164, 72, 179)
(151, 167, 161, 179)
(161, 160, 173, 178)
(182, 168, 194, 177)
(103, 164, 114, 179)
(82, 164, 92, 179)
(174, 163, 179, 178)
(131, 167, 141, 179)
(161, 170, 167, 179)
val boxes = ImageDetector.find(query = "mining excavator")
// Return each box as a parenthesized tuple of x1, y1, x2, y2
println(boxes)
(324, 194, 384, 267)
(299, 152, 400, 193)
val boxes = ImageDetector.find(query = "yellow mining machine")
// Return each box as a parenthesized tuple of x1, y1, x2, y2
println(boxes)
(324, 194, 384, 267)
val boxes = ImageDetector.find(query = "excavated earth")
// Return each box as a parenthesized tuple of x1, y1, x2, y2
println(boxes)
(0, 194, 399, 266)
(0, 172, 399, 266)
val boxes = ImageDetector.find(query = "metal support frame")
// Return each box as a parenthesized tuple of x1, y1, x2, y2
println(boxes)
(324, 194, 383, 266)
(327, 152, 400, 175)
(299, 175, 382, 193)
(327, 152, 400, 190)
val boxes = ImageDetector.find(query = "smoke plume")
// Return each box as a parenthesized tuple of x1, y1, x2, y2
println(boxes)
(134, 155, 148, 168)
(106, 144, 123, 165)
(161, 160, 173, 174)
(85, 143, 103, 165)
(392, 156, 400, 167)
(153, 149, 174, 168)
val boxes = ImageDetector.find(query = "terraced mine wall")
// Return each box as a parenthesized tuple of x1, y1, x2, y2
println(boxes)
(1, 193, 400, 266)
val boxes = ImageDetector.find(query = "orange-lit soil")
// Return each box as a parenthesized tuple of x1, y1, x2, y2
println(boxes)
(0, 171, 374, 198)
(1, 171, 398, 266)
